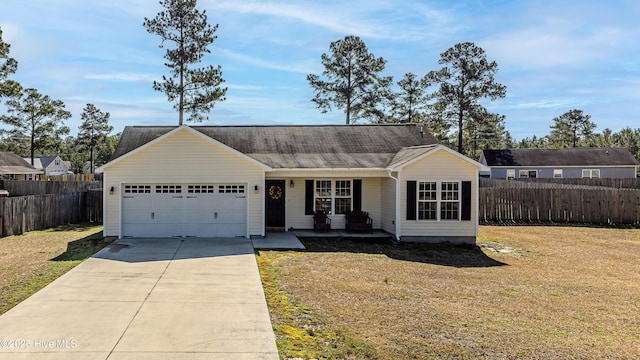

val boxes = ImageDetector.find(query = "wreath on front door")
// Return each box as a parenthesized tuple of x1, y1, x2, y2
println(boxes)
(269, 185, 283, 200)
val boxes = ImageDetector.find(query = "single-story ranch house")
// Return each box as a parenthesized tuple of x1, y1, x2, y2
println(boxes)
(481, 148, 640, 179)
(98, 124, 483, 244)
(0, 152, 43, 180)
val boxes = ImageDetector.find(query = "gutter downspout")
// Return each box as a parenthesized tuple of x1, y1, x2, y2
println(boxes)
(387, 169, 401, 242)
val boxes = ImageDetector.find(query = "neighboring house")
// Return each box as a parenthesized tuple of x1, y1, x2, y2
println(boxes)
(0, 152, 43, 180)
(23, 156, 71, 176)
(480, 148, 640, 179)
(97, 125, 483, 244)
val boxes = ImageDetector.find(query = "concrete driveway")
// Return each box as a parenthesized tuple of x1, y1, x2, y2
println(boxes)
(0, 238, 279, 359)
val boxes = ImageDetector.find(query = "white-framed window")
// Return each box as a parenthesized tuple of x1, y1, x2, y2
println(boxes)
(417, 181, 460, 221)
(553, 169, 563, 178)
(187, 185, 215, 193)
(520, 170, 537, 178)
(314, 180, 352, 214)
(155, 185, 181, 193)
(124, 185, 151, 194)
(219, 185, 245, 193)
(506, 169, 515, 180)
(582, 169, 600, 178)
(418, 182, 437, 220)
(54, 159, 60, 166)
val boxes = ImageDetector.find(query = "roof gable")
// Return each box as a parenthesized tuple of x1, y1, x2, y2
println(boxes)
(482, 148, 640, 167)
(98, 125, 272, 171)
(388, 144, 484, 170)
(110, 124, 440, 169)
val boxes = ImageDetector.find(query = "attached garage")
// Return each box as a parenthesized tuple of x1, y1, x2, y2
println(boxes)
(121, 183, 247, 238)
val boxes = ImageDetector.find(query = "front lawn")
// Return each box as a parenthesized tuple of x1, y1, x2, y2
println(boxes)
(0, 224, 108, 315)
(257, 226, 640, 359)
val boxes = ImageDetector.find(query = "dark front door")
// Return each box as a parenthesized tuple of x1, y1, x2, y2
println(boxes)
(265, 180, 286, 228)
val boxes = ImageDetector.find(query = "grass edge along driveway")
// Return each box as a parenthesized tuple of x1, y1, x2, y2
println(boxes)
(0, 223, 107, 315)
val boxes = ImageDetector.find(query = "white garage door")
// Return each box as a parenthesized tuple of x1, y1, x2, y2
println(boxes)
(122, 184, 247, 238)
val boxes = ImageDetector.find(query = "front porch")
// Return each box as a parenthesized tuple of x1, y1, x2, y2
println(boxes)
(251, 229, 394, 250)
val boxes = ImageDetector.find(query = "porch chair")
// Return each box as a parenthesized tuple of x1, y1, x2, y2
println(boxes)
(313, 211, 331, 233)
(345, 210, 373, 233)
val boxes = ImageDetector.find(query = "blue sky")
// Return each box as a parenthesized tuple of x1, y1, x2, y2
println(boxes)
(1, 0, 639, 140)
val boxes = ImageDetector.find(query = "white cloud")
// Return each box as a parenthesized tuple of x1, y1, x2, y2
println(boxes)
(208, 0, 451, 41)
(217, 47, 312, 74)
(84, 72, 158, 82)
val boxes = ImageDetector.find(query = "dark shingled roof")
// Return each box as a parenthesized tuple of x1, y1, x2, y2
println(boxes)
(31, 156, 59, 169)
(112, 124, 440, 169)
(482, 148, 640, 167)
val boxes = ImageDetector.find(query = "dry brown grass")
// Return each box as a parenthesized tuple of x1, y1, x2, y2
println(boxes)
(0, 224, 105, 314)
(260, 226, 640, 359)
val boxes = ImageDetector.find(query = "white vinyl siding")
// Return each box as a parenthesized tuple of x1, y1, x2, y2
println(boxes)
(103, 128, 265, 238)
(401, 150, 477, 237)
(278, 177, 382, 231)
(380, 177, 396, 234)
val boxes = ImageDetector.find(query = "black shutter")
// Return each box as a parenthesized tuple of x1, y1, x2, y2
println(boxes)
(406, 181, 417, 220)
(353, 179, 362, 212)
(305, 180, 314, 215)
(461, 181, 471, 221)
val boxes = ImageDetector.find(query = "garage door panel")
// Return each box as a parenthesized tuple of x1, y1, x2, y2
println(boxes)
(122, 184, 247, 238)
(184, 196, 215, 210)
(215, 209, 246, 223)
(123, 221, 183, 238)
(184, 209, 216, 223)
(123, 210, 154, 224)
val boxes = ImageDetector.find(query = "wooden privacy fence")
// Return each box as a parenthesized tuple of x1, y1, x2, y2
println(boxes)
(0, 180, 102, 196)
(479, 187, 640, 224)
(480, 177, 640, 189)
(0, 190, 103, 237)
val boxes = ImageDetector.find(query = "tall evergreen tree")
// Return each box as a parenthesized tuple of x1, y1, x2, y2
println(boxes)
(548, 109, 596, 148)
(0, 27, 21, 98)
(77, 104, 113, 174)
(95, 133, 121, 168)
(144, 0, 227, 124)
(0, 88, 71, 164)
(462, 106, 511, 160)
(388, 73, 430, 123)
(427, 42, 506, 154)
(307, 35, 392, 124)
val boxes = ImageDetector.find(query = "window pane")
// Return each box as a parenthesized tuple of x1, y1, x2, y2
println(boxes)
(441, 202, 459, 220)
(315, 198, 332, 213)
(316, 180, 331, 196)
(553, 169, 562, 178)
(582, 169, 590, 178)
(418, 201, 437, 220)
(592, 169, 600, 178)
(335, 198, 351, 214)
(441, 182, 459, 201)
(419, 182, 437, 201)
(335, 180, 351, 197)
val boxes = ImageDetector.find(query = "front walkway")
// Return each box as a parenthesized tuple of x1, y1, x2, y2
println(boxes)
(0, 238, 279, 359)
